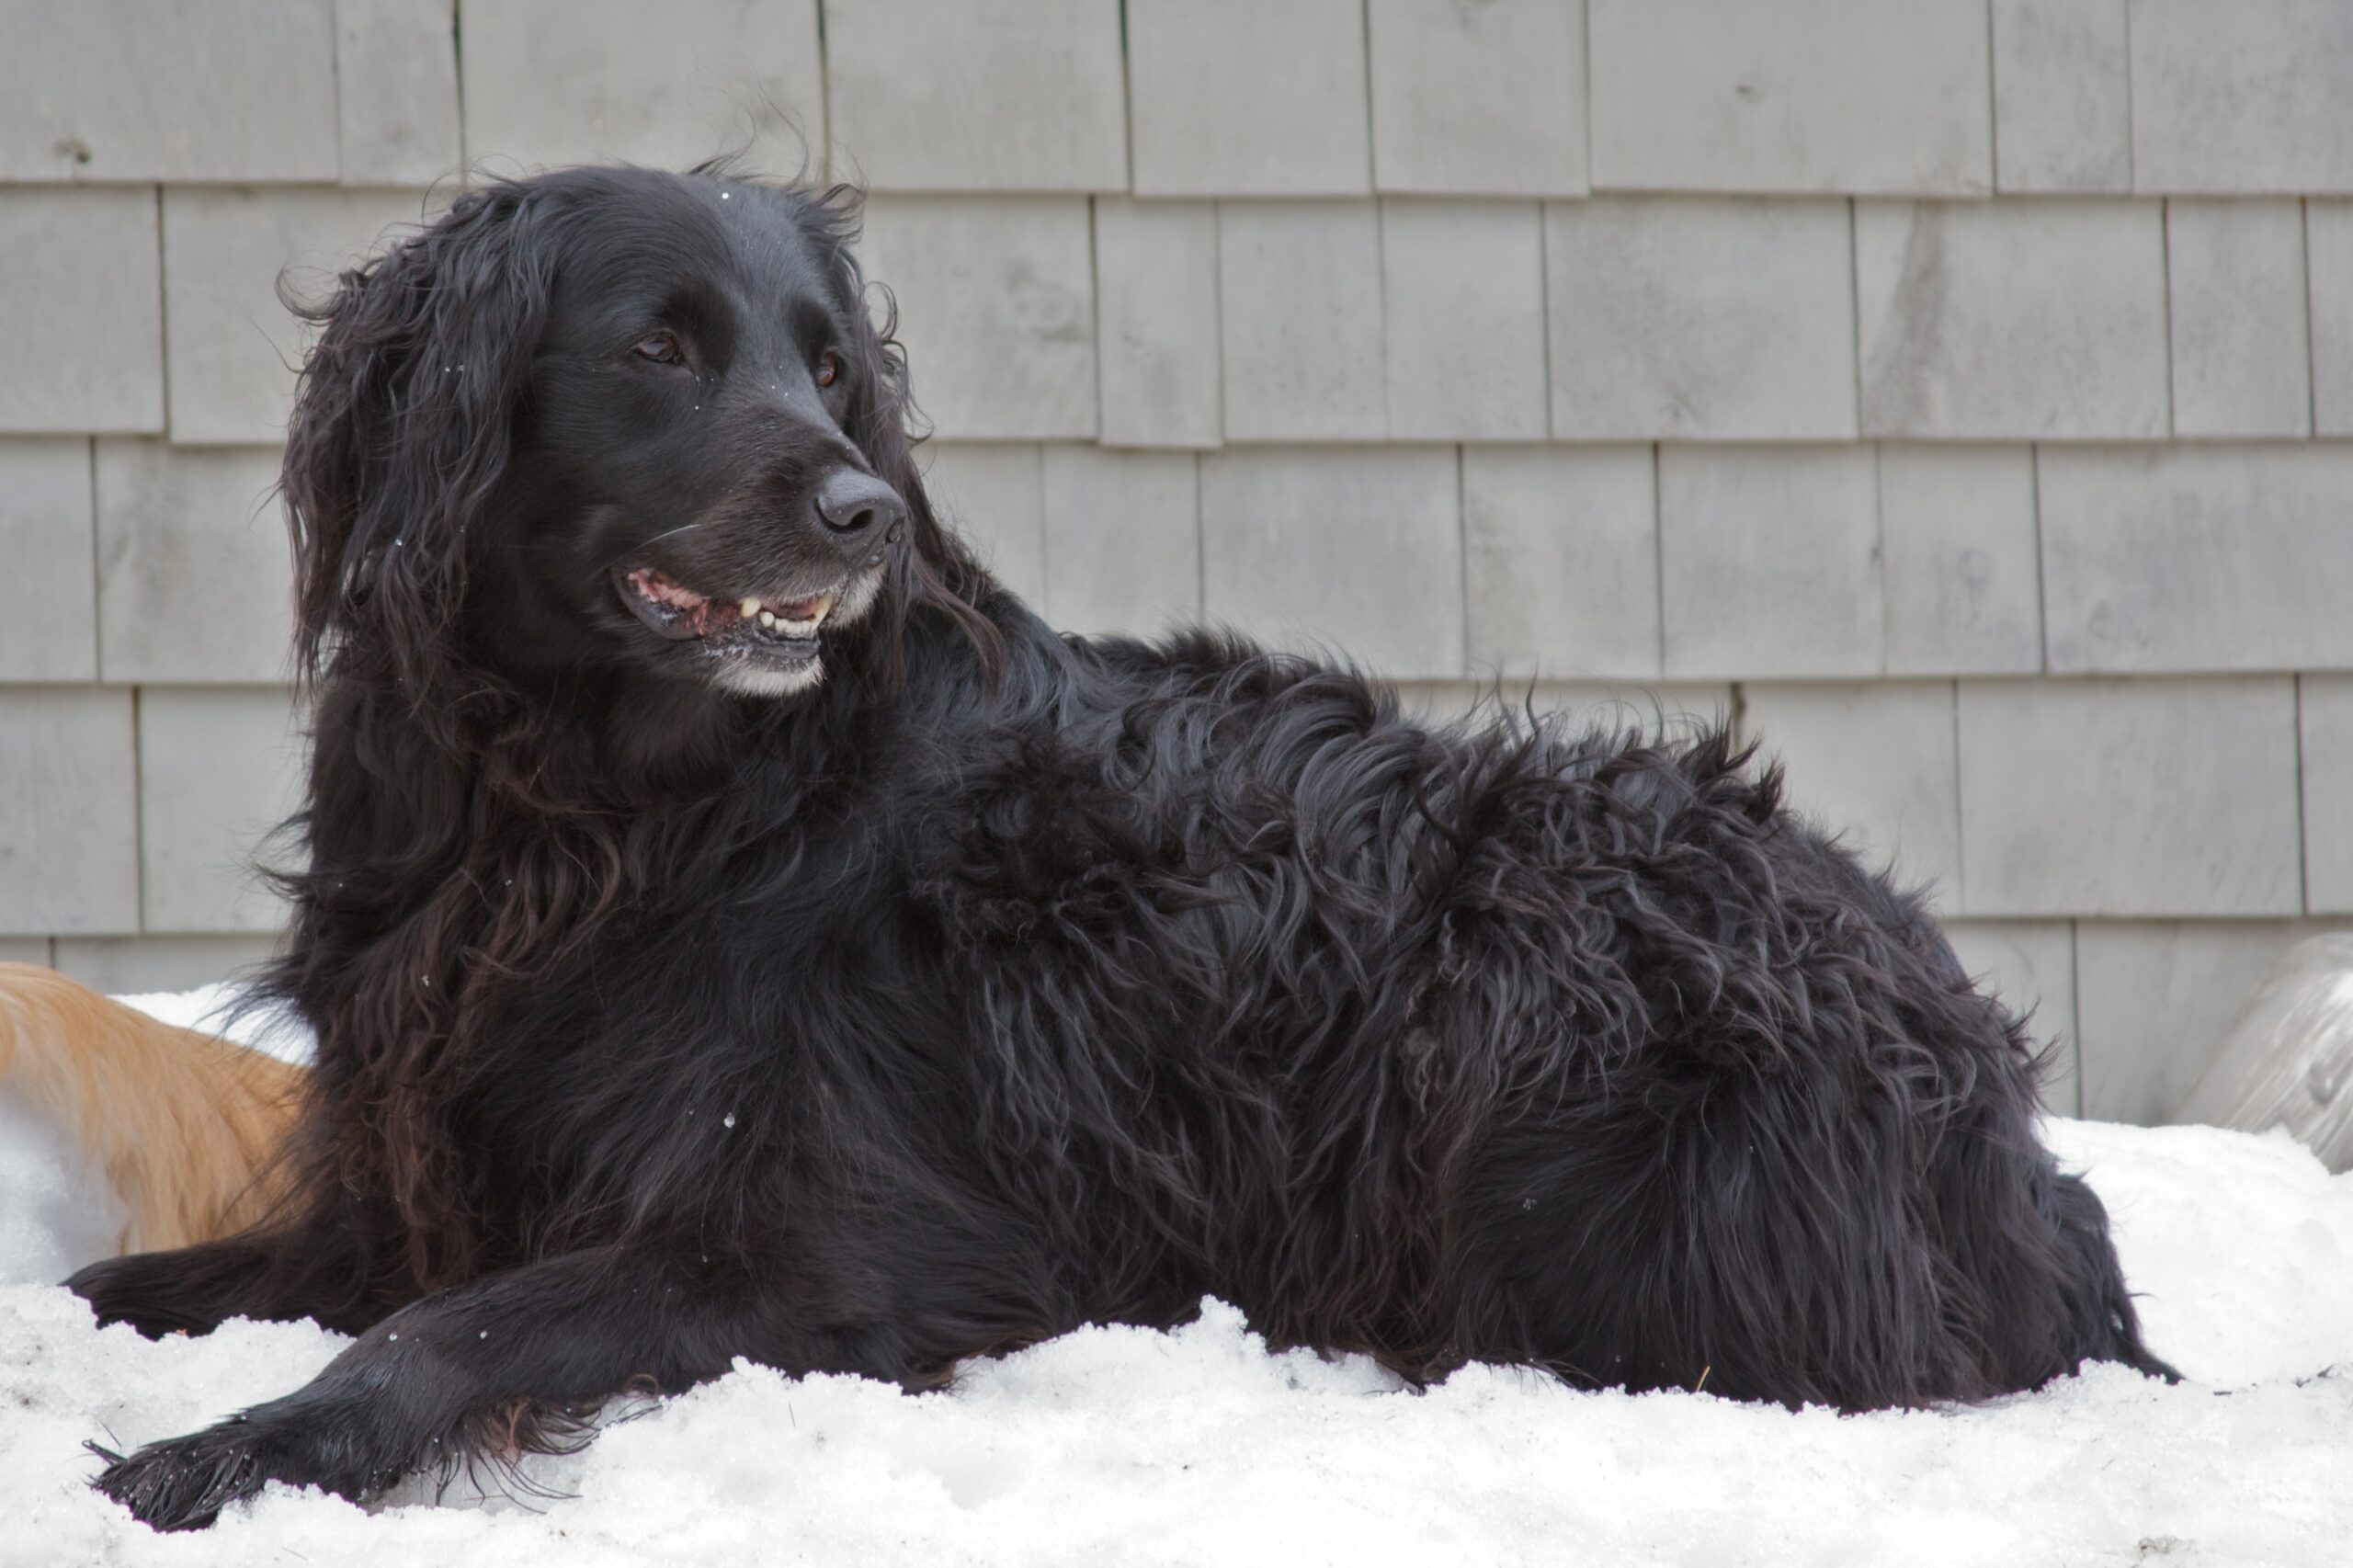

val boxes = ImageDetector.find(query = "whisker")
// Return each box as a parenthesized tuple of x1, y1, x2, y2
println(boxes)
(611, 520, 711, 562)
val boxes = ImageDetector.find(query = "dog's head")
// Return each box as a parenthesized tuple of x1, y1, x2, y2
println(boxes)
(282, 165, 995, 707)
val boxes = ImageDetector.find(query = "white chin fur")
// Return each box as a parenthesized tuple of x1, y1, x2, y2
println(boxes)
(701, 565, 884, 699)
(825, 567, 887, 631)
(714, 658, 825, 699)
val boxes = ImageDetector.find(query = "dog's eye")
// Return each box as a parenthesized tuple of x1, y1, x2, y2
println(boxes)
(633, 333, 685, 366)
(815, 350, 842, 389)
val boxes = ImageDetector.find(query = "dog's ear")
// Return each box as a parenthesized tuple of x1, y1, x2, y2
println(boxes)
(279, 182, 552, 685)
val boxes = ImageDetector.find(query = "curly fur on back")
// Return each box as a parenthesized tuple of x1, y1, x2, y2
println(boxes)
(70, 165, 2171, 1532)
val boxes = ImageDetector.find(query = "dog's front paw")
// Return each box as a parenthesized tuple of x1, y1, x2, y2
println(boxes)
(65, 1254, 191, 1338)
(89, 1419, 346, 1532)
(64, 1244, 275, 1339)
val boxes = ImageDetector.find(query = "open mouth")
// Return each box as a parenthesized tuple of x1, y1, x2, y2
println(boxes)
(614, 568, 840, 657)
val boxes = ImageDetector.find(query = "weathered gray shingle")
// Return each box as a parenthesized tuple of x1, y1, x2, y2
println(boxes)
(1959, 678, 2303, 917)
(0, 0, 337, 182)
(0, 688, 139, 937)
(1588, 0, 1992, 195)
(1128, 0, 1371, 196)
(0, 188, 163, 433)
(1857, 200, 2169, 438)
(95, 442, 292, 685)
(826, 0, 1126, 192)
(1659, 445, 1882, 679)
(460, 0, 822, 173)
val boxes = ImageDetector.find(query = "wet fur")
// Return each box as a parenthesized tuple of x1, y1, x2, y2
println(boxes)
(68, 165, 2173, 1531)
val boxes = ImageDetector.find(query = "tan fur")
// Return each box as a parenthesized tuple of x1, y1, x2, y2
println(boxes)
(0, 963, 302, 1255)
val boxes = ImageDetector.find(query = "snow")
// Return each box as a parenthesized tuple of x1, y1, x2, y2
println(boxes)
(0, 1095, 124, 1290)
(3, 989, 2348, 1565)
(104, 983, 317, 1064)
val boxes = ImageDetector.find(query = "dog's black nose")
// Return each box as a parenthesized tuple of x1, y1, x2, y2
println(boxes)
(813, 470, 904, 542)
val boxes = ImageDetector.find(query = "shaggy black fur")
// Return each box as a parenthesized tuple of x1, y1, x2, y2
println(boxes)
(68, 165, 2173, 1531)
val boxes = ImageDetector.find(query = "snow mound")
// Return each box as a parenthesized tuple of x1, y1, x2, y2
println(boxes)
(0, 990, 2346, 1564)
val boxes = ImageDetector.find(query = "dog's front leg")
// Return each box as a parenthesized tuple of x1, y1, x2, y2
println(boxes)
(87, 1242, 923, 1532)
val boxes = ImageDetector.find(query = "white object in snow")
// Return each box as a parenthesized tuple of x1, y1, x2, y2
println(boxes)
(2176, 934, 2353, 1171)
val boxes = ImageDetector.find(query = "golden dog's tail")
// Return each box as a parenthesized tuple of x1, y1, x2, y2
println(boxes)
(0, 962, 302, 1255)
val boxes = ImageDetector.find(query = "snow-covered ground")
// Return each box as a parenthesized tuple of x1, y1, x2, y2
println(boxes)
(2, 989, 2347, 1565)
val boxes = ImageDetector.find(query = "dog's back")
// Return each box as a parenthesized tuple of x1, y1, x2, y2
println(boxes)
(929, 637, 2177, 1405)
(0, 965, 300, 1256)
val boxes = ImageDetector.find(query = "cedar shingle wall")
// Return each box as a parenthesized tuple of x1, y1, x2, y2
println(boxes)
(2, 0, 2347, 1121)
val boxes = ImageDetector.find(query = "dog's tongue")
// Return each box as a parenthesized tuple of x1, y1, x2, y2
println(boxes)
(626, 569, 727, 638)
(631, 570, 709, 614)
(770, 594, 827, 621)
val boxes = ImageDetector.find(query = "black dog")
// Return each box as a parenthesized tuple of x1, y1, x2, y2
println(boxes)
(69, 165, 2173, 1530)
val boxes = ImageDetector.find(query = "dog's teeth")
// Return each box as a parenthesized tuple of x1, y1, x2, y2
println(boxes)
(809, 593, 835, 626)
(778, 618, 818, 637)
(739, 597, 760, 618)
(758, 610, 778, 628)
